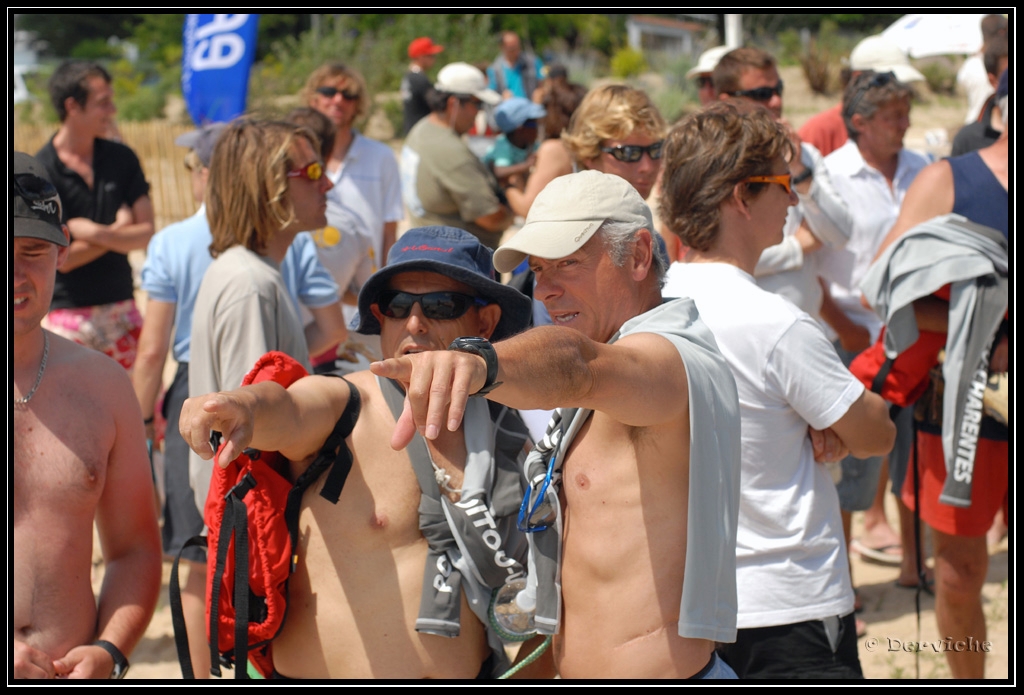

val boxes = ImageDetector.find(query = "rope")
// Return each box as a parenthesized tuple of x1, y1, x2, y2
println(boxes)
(498, 636, 552, 680)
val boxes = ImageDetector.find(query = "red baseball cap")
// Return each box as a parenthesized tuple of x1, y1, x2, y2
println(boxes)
(408, 36, 444, 59)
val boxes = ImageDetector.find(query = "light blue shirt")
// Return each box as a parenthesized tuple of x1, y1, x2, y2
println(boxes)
(482, 135, 534, 168)
(140, 205, 339, 363)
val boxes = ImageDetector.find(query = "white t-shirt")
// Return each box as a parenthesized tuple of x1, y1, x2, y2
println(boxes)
(818, 141, 929, 341)
(664, 262, 861, 628)
(328, 132, 404, 263)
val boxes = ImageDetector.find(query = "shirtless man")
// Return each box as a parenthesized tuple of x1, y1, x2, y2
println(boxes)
(180, 226, 538, 678)
(13, 152, 161, 679)
(371, 171, 743, 678)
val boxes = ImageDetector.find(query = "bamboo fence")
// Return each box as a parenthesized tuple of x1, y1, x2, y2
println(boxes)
(13, 120, 200, 232)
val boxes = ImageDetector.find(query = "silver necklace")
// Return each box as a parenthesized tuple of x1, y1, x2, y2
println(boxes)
(15, 332, 49, 405)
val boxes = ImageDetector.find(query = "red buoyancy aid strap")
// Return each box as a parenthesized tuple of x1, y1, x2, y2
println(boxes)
(850, 328, 946, 408)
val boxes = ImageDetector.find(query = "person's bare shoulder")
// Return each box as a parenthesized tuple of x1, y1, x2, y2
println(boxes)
(48, 332, 137, 406)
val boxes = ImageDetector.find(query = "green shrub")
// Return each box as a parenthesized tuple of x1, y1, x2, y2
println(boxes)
(610, 46, 648, 79)
(916, 57, 958, 96)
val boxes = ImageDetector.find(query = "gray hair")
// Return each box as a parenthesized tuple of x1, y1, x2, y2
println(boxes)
(598, 219, 668, 287)
(842, 71, 912, 142)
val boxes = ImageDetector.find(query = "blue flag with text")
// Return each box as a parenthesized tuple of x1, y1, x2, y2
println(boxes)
(182, 14, 259, 125)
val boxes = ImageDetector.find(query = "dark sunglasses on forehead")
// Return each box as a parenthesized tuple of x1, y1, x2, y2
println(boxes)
(845, 71, 898, 119)
(315, 85, 360, 101)
(600, 140, 664, 163)
(287, 161, 324, 182)
(14, 172, 58, 203)
(729, 80, 784, 102)
(13, 173, 63, 218)
(376, 290, 489, 321)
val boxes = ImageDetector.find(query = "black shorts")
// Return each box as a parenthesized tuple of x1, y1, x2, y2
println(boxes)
(717, 612, 863, 679)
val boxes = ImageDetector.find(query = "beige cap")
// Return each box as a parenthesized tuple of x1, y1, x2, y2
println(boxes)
(493, 170, 653, 273)
(850, 35, 925, 83)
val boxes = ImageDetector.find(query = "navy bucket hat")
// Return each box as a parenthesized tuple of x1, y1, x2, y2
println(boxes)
(356, 226, 532, 341)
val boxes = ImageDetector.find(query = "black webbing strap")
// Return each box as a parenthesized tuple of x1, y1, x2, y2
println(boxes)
(218, 472, 257, 679)
(911, 414, 923, 680)
(170, 534, 208, 679)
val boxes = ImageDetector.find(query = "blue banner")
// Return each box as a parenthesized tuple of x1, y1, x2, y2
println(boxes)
(182, 14, 259, 125)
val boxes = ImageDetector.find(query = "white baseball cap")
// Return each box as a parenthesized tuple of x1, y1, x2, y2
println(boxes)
(686, 46, 732, 79)
(493, 170, 653, 273)
(434, 62, 501, 105)
(849, 35, 925, 83)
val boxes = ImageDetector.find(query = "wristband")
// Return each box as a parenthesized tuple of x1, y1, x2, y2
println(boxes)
(93, 639, 129, 679)
(143, 415, 155, 425)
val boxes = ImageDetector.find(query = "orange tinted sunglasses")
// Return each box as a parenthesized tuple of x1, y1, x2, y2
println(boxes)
(742, 173, 792, 195)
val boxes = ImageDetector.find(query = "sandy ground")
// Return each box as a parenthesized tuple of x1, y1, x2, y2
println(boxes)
(117, 493, 1008, 680)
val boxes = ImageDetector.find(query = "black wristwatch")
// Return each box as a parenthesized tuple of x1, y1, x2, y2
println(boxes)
(448, 337, 502, 396)
(94, 639, 129, 679)
(792, 166, 814, 186)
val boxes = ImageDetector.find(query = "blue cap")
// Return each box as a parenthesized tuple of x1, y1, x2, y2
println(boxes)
(356, 226, 532, 341)
(175, 122, 228, 167)
(493, 98, 546, 134)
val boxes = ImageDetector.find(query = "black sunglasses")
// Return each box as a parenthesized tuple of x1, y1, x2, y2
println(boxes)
(315, 86, 360, 101)
(13, 173, 63, 218)
(376, 290, 489, 321)
(845, 71, 898, 119)
(600, 140, 664, 163)
(729, 80, 784, 102)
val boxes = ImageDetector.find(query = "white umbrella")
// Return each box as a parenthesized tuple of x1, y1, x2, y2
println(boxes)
(881, 13, 988, 58)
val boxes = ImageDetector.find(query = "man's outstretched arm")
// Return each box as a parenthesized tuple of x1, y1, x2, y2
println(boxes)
(369, 325, 689, 449)
(180, 375, 354, 465)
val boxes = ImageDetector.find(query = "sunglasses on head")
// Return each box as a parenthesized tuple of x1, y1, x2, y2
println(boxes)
(845, 71, 898, 119)
(600, 140, 664, 163)
(13, 173, 63, 218)
(729, 80, 784, 102)
(287, 161, 324, 182)
(742, 173, 792, 195)
(376, 290, 489, 321)
(315, 85, 360, 101)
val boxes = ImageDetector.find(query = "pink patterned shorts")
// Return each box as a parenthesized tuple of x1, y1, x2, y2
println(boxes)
(43, 299, 143, 371)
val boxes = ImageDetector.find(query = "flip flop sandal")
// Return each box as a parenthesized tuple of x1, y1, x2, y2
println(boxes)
(850, 538, 903, 566)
